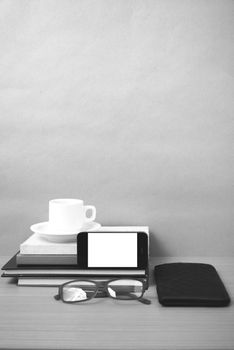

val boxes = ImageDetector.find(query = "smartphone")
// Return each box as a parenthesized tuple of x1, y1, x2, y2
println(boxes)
(77, 231, 148, 269)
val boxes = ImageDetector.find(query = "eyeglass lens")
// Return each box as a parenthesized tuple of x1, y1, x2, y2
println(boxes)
(107, 279, 143, 300)
(63, 281, 97, 302)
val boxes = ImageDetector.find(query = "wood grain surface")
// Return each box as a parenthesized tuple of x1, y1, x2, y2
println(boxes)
(0, 256, 233, 349)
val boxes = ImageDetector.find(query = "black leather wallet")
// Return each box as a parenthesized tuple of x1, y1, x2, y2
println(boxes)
(154, 263, 230, 307)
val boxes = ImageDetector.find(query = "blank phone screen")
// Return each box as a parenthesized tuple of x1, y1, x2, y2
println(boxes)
(88, 232, 137, 267)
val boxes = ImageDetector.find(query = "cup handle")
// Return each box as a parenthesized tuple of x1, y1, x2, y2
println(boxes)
(84, 205, 96, 223)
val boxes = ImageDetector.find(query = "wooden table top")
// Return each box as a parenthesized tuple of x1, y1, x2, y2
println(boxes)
(0, 256, 233, 350)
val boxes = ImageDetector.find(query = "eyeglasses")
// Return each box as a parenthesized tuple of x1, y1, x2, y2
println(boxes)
(54, 278, 151, 305)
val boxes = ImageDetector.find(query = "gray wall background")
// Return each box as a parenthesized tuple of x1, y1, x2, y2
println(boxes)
(0, 0, 233, 257)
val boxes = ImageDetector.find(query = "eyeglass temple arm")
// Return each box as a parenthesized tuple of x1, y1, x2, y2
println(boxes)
(127, 292, 151, 305)
(138, 297, 151, 305)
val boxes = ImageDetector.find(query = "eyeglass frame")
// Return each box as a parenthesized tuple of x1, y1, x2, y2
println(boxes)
(54, 278, 150, 304)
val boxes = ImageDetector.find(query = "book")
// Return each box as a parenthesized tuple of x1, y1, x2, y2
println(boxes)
(18, 276, 148, 287)
(3, 270, 146, 277)
(18, 277, 80, 286)
(16, 253, 77, 265)
(1, 254, 146, 277)
(20, 226, 149, 255)
(20, 234, 77, 255)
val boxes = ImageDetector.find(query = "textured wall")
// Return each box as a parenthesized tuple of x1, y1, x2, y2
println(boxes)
(0, 0, 233, 256)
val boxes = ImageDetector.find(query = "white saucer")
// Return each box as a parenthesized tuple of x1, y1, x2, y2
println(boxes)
(30, 221, 101, 243)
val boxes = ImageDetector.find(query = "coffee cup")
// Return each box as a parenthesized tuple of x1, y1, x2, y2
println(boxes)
(49, 198, 96, 232)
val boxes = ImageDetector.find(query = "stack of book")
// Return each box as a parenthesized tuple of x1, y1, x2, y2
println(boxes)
(1, 226, 149, 286)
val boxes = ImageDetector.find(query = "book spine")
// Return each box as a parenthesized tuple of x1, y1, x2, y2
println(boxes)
(20, 246, 77, 255)
(16, 254, 77, 265)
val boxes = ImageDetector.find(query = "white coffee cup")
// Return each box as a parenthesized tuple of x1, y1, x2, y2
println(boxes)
(49, 198, 96, 232)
